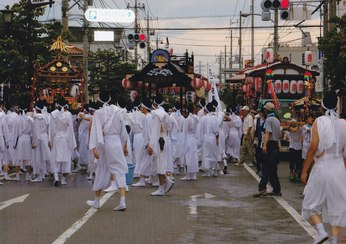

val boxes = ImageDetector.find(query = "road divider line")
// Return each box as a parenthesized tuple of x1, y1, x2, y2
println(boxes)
(52, 192, 115, 244)
(243, 163, 318, 241)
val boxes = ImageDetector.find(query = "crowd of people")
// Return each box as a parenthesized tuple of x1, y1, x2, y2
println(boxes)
(0, 90, 345, 243)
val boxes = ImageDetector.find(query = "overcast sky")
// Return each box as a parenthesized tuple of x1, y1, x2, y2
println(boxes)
(1, 0, 324, 77)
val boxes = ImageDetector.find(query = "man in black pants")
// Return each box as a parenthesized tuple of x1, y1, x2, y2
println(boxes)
(253, 102, 282, 197)
(254, 108, 265, 176)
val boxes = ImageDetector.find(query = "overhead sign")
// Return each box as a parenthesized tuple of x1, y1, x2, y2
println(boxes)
(85, 8, 135, 23)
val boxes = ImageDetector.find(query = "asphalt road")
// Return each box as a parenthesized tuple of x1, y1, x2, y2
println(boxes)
(0, 161, 345, 244)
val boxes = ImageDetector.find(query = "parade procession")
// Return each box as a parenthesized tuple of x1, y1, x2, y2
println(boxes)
(0, 0, 345, 244)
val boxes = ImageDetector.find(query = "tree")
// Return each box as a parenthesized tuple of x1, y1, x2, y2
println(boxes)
(318, 14, 346, 92)
(88, 49, 137, 100)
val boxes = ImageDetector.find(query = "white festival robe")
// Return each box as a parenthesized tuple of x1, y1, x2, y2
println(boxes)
(3, 111, 18, 164)
(196, 113, 219, 170)
(13, 113, 34, 166)
(302, 115, 346, 227)
(226, 113, 242, 159)
(49, 109, 77, 174)
(32, 113, 51, 175)
(89, 105, 128, 191)
(129, 109, 145, 175)
(78, 113, 92, 165)
(181, 113, 199, 174)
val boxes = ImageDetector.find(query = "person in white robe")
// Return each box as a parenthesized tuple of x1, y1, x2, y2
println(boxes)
(226, 109, 242, 162)
(132, 97, 154, 187)
(180, 104, 199, 181)
(12, 103, 34, 181)
(147, 94, 174, 196)
(196, 103, 219, 177)
(77, 104, 93, 179)
(130, 98, 145, 179)
(196, 98, 206, 169)
(0, 106, 9, 183)
(49, 98, 77, 186)
(31, 100, 51, 182)
(301, 115, 314, 160)
(301, 91, 346, 244)
(2, 103, 18, 181)
(170, 102, 185, 175)
(87, 91, 128, 211)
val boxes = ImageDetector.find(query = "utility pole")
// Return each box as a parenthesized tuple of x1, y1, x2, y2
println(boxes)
(239, 11, 242, 70)
(128, 0, 145, 68)
(273, 8, 279, 60)
(219, 51, 222, 83)
(251, 0, 254, 64)
(328, 0, 337, 32)
(146, 10, 150, 63)
(82, 0, 89, 103)
(224, 45, 227, 82)
(62, 0, 68, 32)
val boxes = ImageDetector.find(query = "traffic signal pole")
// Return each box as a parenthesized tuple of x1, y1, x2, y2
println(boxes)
(274, 8, 279, 60)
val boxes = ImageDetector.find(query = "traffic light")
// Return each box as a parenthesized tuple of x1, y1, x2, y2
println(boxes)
(279, 0, 290, 20)
(261, 0, 271, 21)
(127, 33, 146, 48)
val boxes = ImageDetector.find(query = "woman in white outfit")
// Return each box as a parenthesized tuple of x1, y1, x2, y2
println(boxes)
(301, 90, 346, 244)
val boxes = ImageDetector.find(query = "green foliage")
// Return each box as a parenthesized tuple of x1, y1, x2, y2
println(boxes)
(88, 49, 137, 98)
(318, 15, 346, 91)
(219, 84, 244, 109)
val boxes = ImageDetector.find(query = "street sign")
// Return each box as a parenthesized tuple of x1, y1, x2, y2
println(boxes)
(85, 8, 135, 23)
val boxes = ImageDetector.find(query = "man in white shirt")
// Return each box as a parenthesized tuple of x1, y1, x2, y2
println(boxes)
(236, 106, 255, 166)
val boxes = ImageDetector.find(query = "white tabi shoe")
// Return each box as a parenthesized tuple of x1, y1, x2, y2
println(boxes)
(104, 181, 118, 192)
(86, 200, 100, 209)
(180, 175, 191, 181)
(0, 181, 3, 186)
(114, 203, 126, 211)
(164, 178, 175, 194)
(144, 176, 153, 185)
(150, 188, 165, 196)
(125, 185, 129, 192)
(313, 232, 328, 244)
(25, 173, 32, 181)
(190, 173, 197, 181)
(132, 178, 146, 187)
(61, 177, 67, 185)
(152, 180, 160, 187)
(31, 176, 43, 183)
(16, 174, 20, 182)
(4, 176, 15, 181)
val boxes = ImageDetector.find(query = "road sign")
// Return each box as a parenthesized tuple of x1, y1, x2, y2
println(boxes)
(85, 8, 135, 23)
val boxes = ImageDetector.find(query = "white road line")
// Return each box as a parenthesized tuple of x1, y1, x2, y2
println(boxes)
(243, 163, 319, 241)
(52, 192, 115, 244)
(0, 194, 30, 211)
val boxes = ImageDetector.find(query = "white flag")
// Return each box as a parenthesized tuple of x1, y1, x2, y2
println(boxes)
(207, 69, 222, 112)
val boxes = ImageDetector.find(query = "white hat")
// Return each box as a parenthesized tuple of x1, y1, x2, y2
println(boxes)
(241, 106, 250, 111)
(264, 102, 275, 111)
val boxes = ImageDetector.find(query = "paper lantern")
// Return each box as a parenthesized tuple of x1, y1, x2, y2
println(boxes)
(122, 78, 130, 89)
(205, 81, 212, 92)
(191, 78, 202, 89)
(304, 51, 312, 66)
(274, 80, 282, 93)
(265, 48, 274, 63)
(255, 77, 262, 92)
(283, 80, 289, 93)
(290, 80, 297, 94)
(130, 90, 138, 102)
(297, 80, 304, 94)
(70, 85, 79, 97)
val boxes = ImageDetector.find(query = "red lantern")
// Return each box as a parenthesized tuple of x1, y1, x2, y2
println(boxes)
(255, 77, 262, 92)
(283, 80, 289, 93)
(274, 80, 282, 93)
(266, 48, 274, 63)
(304, 51, 312, 65)
(290, 80, 297, 94)
(191, 78, 202, 89)
(205, 82, 212, 92)
(130, 90, 138, 102)
(297, 80, 304, 94)
(122, 78, 130, 89)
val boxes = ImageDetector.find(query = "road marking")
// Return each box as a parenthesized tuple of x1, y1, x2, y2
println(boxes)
(52, 192, 115, 244)
(0, 194, 30, 211)
(243, 163, 319, 241)
(189, 193, 216, 215)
